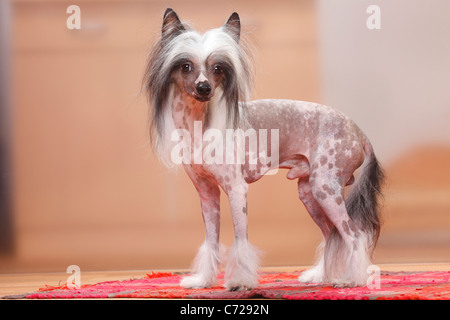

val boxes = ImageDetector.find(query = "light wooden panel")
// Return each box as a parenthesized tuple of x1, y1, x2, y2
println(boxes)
(6, 0, 322, 273)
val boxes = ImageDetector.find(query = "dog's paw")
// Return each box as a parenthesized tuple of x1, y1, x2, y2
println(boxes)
(298, 266, 325, 283)
(180, 274, 215, 289)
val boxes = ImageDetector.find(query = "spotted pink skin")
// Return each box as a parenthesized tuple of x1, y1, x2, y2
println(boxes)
(170, 81, 369, 258)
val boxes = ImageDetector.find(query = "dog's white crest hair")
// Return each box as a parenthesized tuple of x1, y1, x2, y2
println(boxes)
(143, 9, 254, 166)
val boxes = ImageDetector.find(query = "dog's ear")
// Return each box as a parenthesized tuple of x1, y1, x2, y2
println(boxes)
(224, 12, 240, 42)
(162, 8, 185, 38)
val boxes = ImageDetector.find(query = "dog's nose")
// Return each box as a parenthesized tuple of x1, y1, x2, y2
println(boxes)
(196, 81, 212, 96)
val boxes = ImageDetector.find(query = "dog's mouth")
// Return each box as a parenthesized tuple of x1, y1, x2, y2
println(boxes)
(194, 96, 211, 102)
(189, 88, 213, 103)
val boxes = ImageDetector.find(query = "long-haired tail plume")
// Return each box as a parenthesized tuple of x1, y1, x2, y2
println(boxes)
(345, 139, 385, 253)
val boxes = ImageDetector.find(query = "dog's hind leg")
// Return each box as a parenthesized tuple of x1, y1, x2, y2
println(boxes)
(310, 170, 371, 287)
(297, 176, 333, 283)
(180, 175, 223, 289)
(224, 183, 260, 291)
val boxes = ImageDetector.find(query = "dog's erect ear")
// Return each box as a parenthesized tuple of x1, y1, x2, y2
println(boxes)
(224, 12, 240, 42)
(162, 8, 185, 38)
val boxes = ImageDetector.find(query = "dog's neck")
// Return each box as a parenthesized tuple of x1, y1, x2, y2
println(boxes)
(171, 85, 208, 133)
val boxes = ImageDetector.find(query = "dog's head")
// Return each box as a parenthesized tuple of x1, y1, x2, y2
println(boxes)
(160, 8, 242, 103)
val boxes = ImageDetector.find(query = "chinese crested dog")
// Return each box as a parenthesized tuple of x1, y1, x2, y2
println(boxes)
(144, 8, 385, 291)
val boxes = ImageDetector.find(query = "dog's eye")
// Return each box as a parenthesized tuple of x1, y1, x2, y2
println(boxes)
(181, 63, 192, 73)
(213, 65, 223, 75)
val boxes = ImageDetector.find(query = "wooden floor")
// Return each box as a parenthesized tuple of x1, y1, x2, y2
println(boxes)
(1, 263, 450, 298)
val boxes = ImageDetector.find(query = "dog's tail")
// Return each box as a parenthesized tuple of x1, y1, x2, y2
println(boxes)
(345, 136, 385, 253)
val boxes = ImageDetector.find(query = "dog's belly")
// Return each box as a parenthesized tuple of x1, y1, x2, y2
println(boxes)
(240, 99, 363, 183)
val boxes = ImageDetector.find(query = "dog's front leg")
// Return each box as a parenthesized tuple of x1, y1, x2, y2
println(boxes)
(224, 184, 260, 291)
(180, 174, 222, 289)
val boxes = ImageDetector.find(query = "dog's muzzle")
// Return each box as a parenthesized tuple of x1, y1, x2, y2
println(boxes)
(195, 81, 212, 101)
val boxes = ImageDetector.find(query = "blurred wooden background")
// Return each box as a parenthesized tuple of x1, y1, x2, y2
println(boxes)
(0, 0, 449, 273)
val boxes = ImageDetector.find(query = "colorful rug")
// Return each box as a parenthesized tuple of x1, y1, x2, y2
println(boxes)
(4, 270, 450, 300)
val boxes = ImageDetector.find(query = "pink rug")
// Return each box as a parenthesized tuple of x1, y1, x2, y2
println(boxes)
(4, 270, 450, 300)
